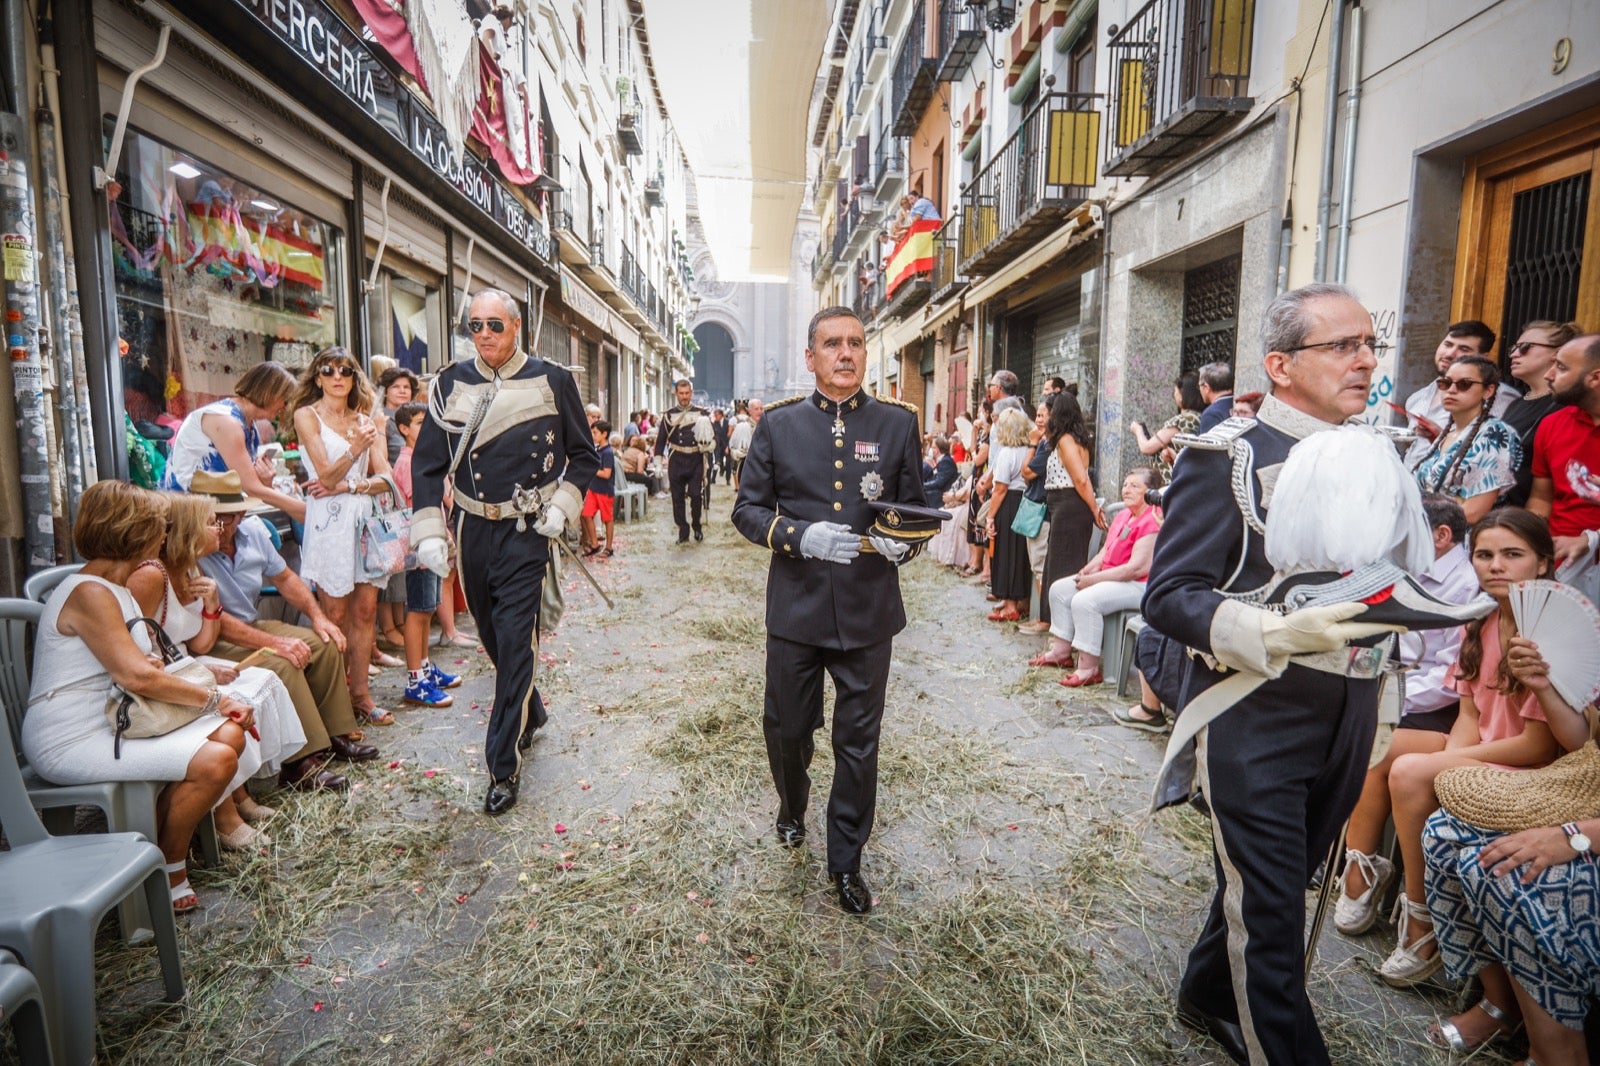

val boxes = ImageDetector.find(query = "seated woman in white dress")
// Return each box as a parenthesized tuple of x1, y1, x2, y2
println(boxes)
(290, 348, 397, 727)
(22, 482, 255, 913)
(128, 493, 305, 851)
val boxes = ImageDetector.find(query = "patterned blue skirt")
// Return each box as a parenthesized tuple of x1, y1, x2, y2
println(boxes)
(1423, 809, 1600, 1029)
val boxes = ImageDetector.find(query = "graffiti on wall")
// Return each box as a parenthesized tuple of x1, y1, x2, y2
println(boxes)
(1361, 307, 1399, 425)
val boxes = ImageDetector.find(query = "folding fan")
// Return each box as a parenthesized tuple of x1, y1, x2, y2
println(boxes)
(1509, 579, 1600, 711)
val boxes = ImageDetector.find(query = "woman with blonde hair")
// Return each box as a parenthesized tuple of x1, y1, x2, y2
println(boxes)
(22, 481, 253, 912)
(291, 347, 396, 727)
(127, 494, 306, 849)
(984, 406, 1035, 623)
(161, 361, 304, 520)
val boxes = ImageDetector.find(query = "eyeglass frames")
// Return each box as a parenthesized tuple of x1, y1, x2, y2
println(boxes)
(1508, 340, 1557, 355)
(468, 319, 509, 334)
(1286, 336, 1393, 357)
(318, 364, 356, 378)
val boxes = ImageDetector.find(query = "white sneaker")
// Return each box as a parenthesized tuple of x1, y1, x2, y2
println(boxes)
(1378, 892, 1442, 987)
(1333, 849, 1395, 935)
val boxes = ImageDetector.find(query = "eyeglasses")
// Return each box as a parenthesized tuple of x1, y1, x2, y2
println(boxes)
(1287, 336, 1393, 357)
(318, 364, 356, 378)
(468, 319, 509, 334)
(208, 516, 227, 528)
(1436, 376, 1486, 392)
(1509, 340, 1557, 355)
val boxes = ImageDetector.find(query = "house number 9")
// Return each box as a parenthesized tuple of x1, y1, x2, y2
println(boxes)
(1553, 38, 1572, 75)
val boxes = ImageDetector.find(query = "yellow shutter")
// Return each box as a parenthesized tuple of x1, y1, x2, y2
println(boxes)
(1116, 58, 1150, 146)
(1048, 108, 1100, 187)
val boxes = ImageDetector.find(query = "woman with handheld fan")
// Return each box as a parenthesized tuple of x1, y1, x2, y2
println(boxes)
(1378, 509, 1596, 1001)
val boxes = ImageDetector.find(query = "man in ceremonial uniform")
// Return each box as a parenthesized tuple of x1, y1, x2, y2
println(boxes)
(732, 306, 926, 915)
(410, 289, 599, 815)
(654, 379, 714, 542)
(1142, 284, 1401, 1064)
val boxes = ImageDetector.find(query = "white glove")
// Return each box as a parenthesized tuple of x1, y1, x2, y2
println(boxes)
(800, 522, 861, 564)
(1261, 602, 1402, 659)
(415, 536, 450, 578)
(533, 506, 567, 539)
(868, 534, 909, 563)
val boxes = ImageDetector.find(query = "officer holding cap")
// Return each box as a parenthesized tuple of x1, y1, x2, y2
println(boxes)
(731, 305, 931, 915)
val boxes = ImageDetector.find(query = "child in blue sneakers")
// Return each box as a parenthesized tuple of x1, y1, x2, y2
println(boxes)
(392, 403, 462, 707)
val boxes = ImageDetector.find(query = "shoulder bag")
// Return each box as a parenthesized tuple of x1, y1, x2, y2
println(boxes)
(1434, 706, 1600, 831)
(105, 616, 219, 758)
(1011, 495, 1047, 538)
(361, 475, 413, 580)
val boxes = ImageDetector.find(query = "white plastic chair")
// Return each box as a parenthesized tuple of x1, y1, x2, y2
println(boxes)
(21, 564, 81, 604)
(0, 948, 53, 1065)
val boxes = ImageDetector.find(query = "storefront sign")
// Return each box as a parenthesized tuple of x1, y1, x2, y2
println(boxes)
(559, 266, 611, 334)
(238, 0, 554, 267)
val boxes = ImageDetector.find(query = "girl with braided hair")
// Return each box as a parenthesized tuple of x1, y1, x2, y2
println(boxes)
(1410, 355, 1522, 523)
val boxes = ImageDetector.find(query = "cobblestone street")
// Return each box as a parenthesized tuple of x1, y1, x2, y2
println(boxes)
(95, 492, 1447, 1065)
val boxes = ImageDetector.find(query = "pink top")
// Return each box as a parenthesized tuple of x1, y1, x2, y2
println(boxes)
(393, 446, 413, 505)
(1102, 506, 1162, 574)
(1446, 611, 1547, 751)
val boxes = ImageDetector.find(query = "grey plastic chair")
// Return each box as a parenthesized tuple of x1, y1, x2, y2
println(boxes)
(21, 563, 82, 604)
(0, 948, 54, 1065)
(0, 687, 185, 1066)
(0, 598, 218, 945)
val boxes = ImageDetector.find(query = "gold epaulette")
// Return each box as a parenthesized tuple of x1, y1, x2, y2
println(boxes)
(876, 396, 920, 415)
(764, 395, 805, 411)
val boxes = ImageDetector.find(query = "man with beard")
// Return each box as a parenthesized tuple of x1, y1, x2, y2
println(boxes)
(1528, 333, 1600, 606)
(654, 379, 714, 543)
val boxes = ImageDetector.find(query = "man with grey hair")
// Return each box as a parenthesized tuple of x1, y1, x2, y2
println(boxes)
(1142, 283, 1401, 1065)
(411, 288, 600, 815)
(1195, 361, 1236, 432)
(986, 369, 1023, 413)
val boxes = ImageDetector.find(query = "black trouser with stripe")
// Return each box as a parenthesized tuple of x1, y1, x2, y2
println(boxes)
(763, 635, 893, 873)
(456, 513, 549, 783)
(667, 452, 704, 537)
(1180, 663, 1377, 1066)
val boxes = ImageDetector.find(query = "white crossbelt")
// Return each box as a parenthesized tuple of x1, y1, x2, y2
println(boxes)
(1152, 642, 1391, 813)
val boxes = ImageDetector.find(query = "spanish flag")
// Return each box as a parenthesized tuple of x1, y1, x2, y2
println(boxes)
(886, 215, 939, 299)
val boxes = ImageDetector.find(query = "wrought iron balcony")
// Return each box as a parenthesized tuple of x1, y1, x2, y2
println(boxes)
(855, 272, 884, 324)
(619, 244, 643, 304)
(589, 237, 608, 272)
(618, 96, 644, 156)
(644, 176, 663, 206)
(890, 1, 938, 136)
(874, 135, 907, 194)
(959, 92, 1100, 276)
(1104, 0, 1255, 176)
(864, 4, 891, 80)
(822, 126, 843, 180)
(930, 214, 964, 301)
(936, 4, 984, 82)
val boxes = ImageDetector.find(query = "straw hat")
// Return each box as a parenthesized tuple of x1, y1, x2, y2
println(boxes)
(189, 469, 257, 513)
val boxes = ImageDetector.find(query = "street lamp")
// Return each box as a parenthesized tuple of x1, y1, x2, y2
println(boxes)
(965, 0, 1017, 31)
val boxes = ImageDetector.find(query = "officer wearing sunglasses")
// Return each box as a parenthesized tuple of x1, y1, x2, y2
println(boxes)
(409, 288, 600, 816)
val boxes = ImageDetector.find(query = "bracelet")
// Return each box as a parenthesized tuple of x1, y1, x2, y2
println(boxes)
(201, 606, 223, 620)
(1585, 529, 1599, 555)
(201, 689, 221, 715)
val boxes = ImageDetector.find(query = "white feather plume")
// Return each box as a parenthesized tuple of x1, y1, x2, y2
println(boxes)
(1264, 425, 1434, 575)
(692, 415, 714, 446)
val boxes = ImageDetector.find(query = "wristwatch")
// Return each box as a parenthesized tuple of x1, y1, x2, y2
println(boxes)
(1560, 822, 1593, 859)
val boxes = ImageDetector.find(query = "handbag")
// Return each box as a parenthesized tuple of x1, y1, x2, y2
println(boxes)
(104, 617, 218, 758)
(1435, 707, 1600, 831)
(1011, 494, 1047, 538)
(361, 476, 413, 580)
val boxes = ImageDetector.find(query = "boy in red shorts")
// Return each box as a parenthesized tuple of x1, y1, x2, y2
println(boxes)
(581, 420, 616, 557)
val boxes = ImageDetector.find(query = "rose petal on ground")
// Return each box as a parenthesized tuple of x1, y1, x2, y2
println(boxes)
(554, 823, 568, 834)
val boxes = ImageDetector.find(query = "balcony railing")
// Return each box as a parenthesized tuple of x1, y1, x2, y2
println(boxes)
(959, 92, 1100, 276)
(930, 214, 963, 300)
(864, 3, 890, 73)
(1104, 0, 1255, 176)
(590, 237, 608, 272)
(890, 1, 938, 136)
(618, 95, 644, 155)
(831, 211, 850, 265)
(644, 176, 663, 206)
(823, 126, 843, 180)
(619, 244, 643, 304)
(936, 4, 984, 82)
(874, 135, 907, 193)
(854, 271, 884, 323)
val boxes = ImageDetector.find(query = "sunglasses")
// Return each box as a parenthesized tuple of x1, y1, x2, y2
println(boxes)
(468, 319, 509, 334)
(318, 364, 356, 378)
(1508, 340, 1556, 355)
(1436, 376, 1485, 392)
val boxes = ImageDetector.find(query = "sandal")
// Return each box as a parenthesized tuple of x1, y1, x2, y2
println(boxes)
(1111, 703, 1169, 732)
(371, 650, 404, 668)
(1378, 893, 1442, 987)
(377, 630, 406, 652)
(235, 795, 277, 825)
(355, 703, 396, 727)
(166, 861, 199, 914)
(582, 545, 602, 557)
(1060, 670, 1104, 688)
(1427, 997, 1519, 1052)
(987, 607, 1022, 622)
(218, 823, 272, 851)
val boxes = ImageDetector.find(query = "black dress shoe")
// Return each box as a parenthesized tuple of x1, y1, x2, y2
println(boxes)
(279, 755, 350, 793)
(693, 529, 704, 542)
(484, 775, 519, 816)
(1176, 993, 1248, 1065)
(676, 533, 689, 545)
(775, 820, 806, 848)
(518, 728, 538, 753)
(830, 871, 872, 915)
(328, 734, 378, 762)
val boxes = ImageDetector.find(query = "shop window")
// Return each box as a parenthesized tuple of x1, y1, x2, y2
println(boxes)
(109, 128, 342, 432)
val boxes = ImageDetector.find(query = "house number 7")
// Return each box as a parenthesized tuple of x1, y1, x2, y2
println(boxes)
(1553, 38, 1572, 75)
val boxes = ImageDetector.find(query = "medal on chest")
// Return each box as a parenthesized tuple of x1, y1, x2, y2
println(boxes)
(859, 471, 884, 500)
(854, 440, 880, 463)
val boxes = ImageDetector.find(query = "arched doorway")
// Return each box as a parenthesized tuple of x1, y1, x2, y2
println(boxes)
(693, 322, 736, 406)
